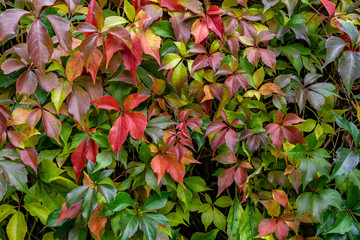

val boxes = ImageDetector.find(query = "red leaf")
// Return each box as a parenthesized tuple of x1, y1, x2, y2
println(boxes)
(283, 126, 306, 145)
(86, 138, 98, 163)
(206, 5, 226, 15)
(121, 35, 142, 82)
(208, 52, 225, 72)
(191, 18, 209, 44)
(214, 151, 237, 164)
(33, 0, 56, 18)
(151, 154, 168, 183)
(55, 202, 81, 225)
(247, 48, 260, 66)
(105, 34, 124, 68)
(91, 95, 120, 111)
(65, 0, 81, 15)
(259, 48, 276, 71)
(27, 108, 42, 129)
(86, 0, 104, 31)
(44, 15, 72, 54)
(71, 138, 87, 182)
(275, 220, 290, 240)
(137, 28, 161, 65)
(124, 112, 147, 140)
(1, 58, 27, 74)
(211, 129, 227, 152)
(275, 110, 284, 123)
(16, 70, 38, 95)
(234, 166, 247, 190)
(225, 74, 248, 99)
(217, 166, 236, 196)
(106, 27, 132, 52)
(109, 115, 129, 154)
(35, 70, 58, 92)
(0, 9, 30, 41)
(272, 189, 288, 209)
(42, 110, 62, 144)
(169, 12, 191, 44)
(319, 0, 335, 17)
(209, 83, 224, 102)
(123, 93, 150, 112)
(204, 120, 227, 137)
(225, 129, 238, 153)
(19, 148, 38, 173)
(79, 33, 99, 68)
(66, 52, 85, 83)
(206, 15, 224, 40)
(88, 205, 107, 240)
(27, 20, 53, 75)
(282, 114, 305, 125)
(191, 55, 209, 74)
(159, 0, 184, 12)
(167, 154, 186, 186)
(67, 85, 90, 127)
(7, 131, 27, 148)
(258, 219, 277, 237)
(265, 123, 283, 150)
(86, 49, 103, 83)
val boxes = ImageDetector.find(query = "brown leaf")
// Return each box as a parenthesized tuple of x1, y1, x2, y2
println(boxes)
(20, 148, 38, 173)
(67, 85, 90, 127)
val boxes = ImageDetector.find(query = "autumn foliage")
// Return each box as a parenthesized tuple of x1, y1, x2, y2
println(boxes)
(0, 0, 360, 239)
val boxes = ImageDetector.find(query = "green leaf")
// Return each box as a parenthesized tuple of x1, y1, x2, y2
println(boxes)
(139, 142, 151, 163)
(0, 204, 16, 222)
(38, 159, 64, 183)
(338, 20, 359, 45)
(106, 192, 136, 212)
(332, 148, 359, 178)
(333, 113, 360, 146)
(184, 176, 211, 192)
(238, 204, 263, 239)
(81, 188, 98, 223)
(6, 211, 27, 240)
(190, 229, 219, 240)
(118, 214, 139, 240)
(141, 192, 170, 211)
(326, 211, 353, 234)
(299, 157, 317, 189)
(145, 168, 161, 195)
(285, 144, 307, 159)
(227, 194, 243, 239)
(124, 0, 135, 22)
(51, 78, 71, 114)
(323, 36, 346, 67)
(23, 202, 51, 225)
(310, 193, 328, 223)
(214, 196, 233, 208)
(159, 53, 181, 70)
(319, 189, 342, 209)
(338, 51, 360, 96)
(0, 160, 29, 194)
(172, 62, 187, 93)
(200, 204, 213, 231)
(139, 214, 157, 240)
(213, 207, 226, 231)
(94, 151, 114, 172)
(98, 184, 116, 203)
(296, 192, 312, 217)
(143, 212, 170, 229)
(152, 21, 175, 38)
(65, 185, 90, 207)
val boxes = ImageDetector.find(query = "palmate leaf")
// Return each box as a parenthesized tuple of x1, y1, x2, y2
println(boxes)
(338, 51, 360, 96)
(0, 160, 29, 194)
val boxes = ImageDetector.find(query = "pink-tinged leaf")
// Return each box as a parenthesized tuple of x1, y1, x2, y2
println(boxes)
(42, 110, 62, 144)
(240, 20, 258, 38)
(75, 22, 98, 33)
(16, 70, 38, 95)
(159, 0, 184, 12)
(121, 35, 142, 82)
(227, 36, 240, 56)
(91, 95, 120, 111)
(275, 110, 284, 123)
(208, 52, 225, 72)
(124, 112, 147, 140)
(27, 20, 54, 75)
(7, 130, 27, 148)
(211, 129, 227, 152)
(214, 151, 237, 164)
(167, 154, 186, 186)
(206, 15, 224, 40)
(66, 52, 85, 83)
(86, 49, 103, 83)
(319, 0, 335, 17)
(71, 138, 87, 182)
(67, 85, 90, 127)
(1, 58, 27, 74)
(8, 107, 31, 126)
(234, 166, 247, 190)
(55, 202, 81, 225)
(86, 138, 98, 163)
(19, 148, 38, 173)
(258, 219, 277, 237)
(0, 9, 30, 41)
(282, 114, 305, 126)
(225, 129, 238, 153)
(137, 28, 161, 65)
(109, 115, 129, 154)
(265, 123, 283, 150)
(191, 18, 209, 44)
(151, 154, 168, 183)
(209, 83, 224, 102)
(142, 4, 163, 30)
(86, 0, 104, 31)
(259, 48, 276, 71)
(105, 34, 124, 68)
(258, 30, 276, 44)
(179, 0, 203, 14)
(206, 5, 226, 15)
(225, 74, 248, 99)
(80, 77, 103, 100)
(169, 12, 191, 44)
(106, 27, 132, 52)
(79, 33, 99, 68)
(27, 108, 42, 129)
(65, 0, 81, 15)
(283, 126, 305, 145)
(204, 120, 227, 137)
(33, 0, 56, 17)
(273, 189, 288, 209)
(247, 48, 260, 66)
(88, 205, 107, 240)
(35, 70, 58, 92)
(123, 93, 150, 112)
(44, 15, 72, 53)
(275, 220, 290, 240)
(217, 166, 236, 196)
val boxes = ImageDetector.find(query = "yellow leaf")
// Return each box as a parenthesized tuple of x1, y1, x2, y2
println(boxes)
(253, 67, 265, 89)
(314, 123, 323, 139)
(6, 211, 27, 240)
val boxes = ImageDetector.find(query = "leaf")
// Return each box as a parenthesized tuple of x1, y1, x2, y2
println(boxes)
(326, 211, 352, 234)
(94, 151, 113, 172)
(296, 192, 311, 217)
(137, 28, 161, 65)
(67, 84, 90, 127)
(332, 148, 359, 178)
(121, 35, 142, 82)
(299, 157, 317, 189)
(91, 95, 120, 111)
(88, 205, 107, 240)
(1, 58, 27, 74)
(319, 189, 342, 209)
(323, 37, 347, 67)
(118, 214, 139, 240)
(273, 189, 288, 209)
(123, 93, 150, 111)
(6, 211, 27, 240)
(172, 62, 188, 93)
(23, 202, 51, 225)
(109, 115, 129, 154)
(258, 219, 277, 237)
(35, 71, 58, 92)
(66, 52, 85, 83)
(338, 51, 360, 95)
(214, 196, 233, 208)
(71, 138, 87, 182)
(169, 12, 191, 43)
(184, 176, 211, 192)
(51, 79, 71, 114)
(81, 188, 98, 223)
(42, 110, 62, 144)
(275, 220, 290, 240)
(0, 204, 16, 222)
(55, 202, 81, 225)
(190, 229, 219, 240)
(16, 70, 37, 95)
(106, 192, 135, 212)
(0, 9, 30, 41)
(0, 160, 28, 193)
(333, 112, 360, 146)
(38, 159, 64, 183)
(191, 18, 209, 44)
(44, 15, 72, 54)
(310, 193, 327, 223)
(19, 148, 38, 174)
(213, 207, 226, 231)
(152, 20, 175, 38)
(217, 166, 235, 196)
(65, 0, 80, 15)
(86, 0, 104, 30)
(259, 48, 276, 71)
(338, 19, 359, 46)
(27, 20, 53, 75)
